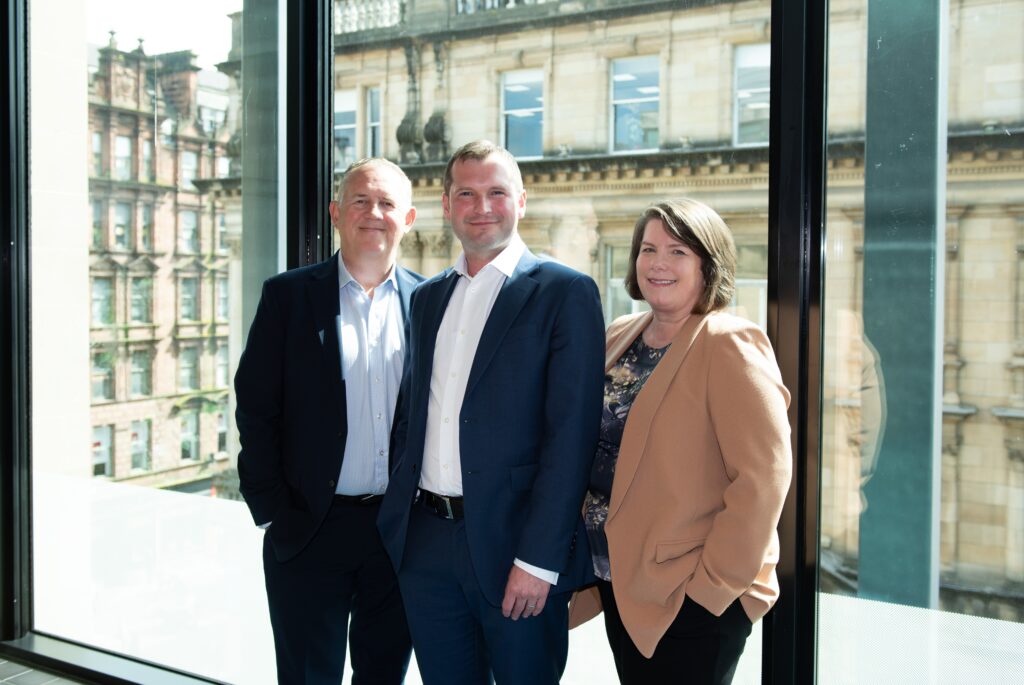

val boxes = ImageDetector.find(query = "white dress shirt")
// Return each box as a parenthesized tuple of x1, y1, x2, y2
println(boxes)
(420, 234, 557, 585)
(335, 254, 405, 495)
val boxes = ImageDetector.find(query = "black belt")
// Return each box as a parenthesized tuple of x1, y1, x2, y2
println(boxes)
(418, 489, 464, 520)
(333, 493, 384, 506)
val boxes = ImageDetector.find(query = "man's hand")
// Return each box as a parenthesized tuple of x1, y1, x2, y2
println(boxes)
(501, 565, 551, 620)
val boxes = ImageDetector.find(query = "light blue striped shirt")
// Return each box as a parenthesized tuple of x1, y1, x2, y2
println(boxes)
(335, 254, 405, 495)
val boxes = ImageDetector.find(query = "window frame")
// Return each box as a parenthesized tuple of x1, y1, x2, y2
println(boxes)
(500, 68, 544, 160)
(1, 0, 822, 682)
(609, 55, 661, 154)
(734, 42, 772, 147)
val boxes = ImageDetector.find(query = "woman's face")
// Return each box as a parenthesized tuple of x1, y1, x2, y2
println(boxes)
(635, 219, 705, 319)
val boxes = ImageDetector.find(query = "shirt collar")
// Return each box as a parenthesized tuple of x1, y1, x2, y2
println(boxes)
(453, 233, 526, 279)
(337, 251, 398, 293)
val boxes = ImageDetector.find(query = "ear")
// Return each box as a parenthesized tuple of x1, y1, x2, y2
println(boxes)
(441, 193, 451, 222)
(328, 201, 341, 228)
(403, 205, 417, 233)
(517, 189, 527, 219)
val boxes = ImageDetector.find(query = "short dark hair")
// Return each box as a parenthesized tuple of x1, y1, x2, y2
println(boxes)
(442, 140, 524, 196)
(336, 157, 412, 204)
(624, 199, 737, 314)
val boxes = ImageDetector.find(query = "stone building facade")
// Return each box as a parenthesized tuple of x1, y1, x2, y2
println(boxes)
(331, 0, 1024, 618)
(87, 35, 234, 493)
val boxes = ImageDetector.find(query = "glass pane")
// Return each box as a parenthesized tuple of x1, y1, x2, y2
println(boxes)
(820, 0, 1024, 681)
(29, 0, 284, 682)
(334, 2, 772, 683)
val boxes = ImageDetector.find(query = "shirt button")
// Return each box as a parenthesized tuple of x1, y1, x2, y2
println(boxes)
(328, 479, 335, 488)
(375, 377, 380, 383)
(444, 417, 449, 423)
(379, 449, 385, 456)
(377, 413, 382, 420)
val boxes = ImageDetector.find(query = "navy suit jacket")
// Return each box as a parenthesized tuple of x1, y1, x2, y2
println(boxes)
(235, 254, 423, 562)
(378, 250, 605, 606)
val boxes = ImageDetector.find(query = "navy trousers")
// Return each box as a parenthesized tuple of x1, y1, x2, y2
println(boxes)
(263, 499, 412, 685)
(397, 503, 569, 685)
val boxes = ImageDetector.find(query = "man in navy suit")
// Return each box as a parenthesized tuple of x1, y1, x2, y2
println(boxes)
(378, 141, 605, 684)
(236, 158, 421, 684)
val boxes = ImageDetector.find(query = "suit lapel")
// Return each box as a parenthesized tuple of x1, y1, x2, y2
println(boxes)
(307, 254, 346, 428)
(464, 253, 539, 399)
(608, 312, 711, 520)
(395, 266, 418, 321)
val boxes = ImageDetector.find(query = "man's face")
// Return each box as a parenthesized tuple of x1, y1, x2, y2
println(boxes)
(442, 154, 526, 261)
(329, 163, 416, 264)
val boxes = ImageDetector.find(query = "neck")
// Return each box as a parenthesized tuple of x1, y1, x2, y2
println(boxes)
(463, 249, 502, 278)
(342, 254, 393, 296)
(643, 310, 691, 348)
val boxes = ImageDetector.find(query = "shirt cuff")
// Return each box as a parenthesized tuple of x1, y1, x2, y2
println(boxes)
(514, 558, 558, 585)
(258, 521, 271, 529)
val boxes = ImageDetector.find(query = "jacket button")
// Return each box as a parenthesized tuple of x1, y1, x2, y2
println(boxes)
(328, 479, 335, 488)
(337, 431, 343, 438)
(412, 464, 417, 472)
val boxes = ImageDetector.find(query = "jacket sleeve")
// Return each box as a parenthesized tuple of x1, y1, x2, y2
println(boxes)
(685, 323, 792, 616)
(514, 275, 606, 574)
(234, 279, 290, 526)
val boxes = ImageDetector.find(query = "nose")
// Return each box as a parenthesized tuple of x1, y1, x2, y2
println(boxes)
(368, 202, 384, 218)
(475, 195, 491, 213)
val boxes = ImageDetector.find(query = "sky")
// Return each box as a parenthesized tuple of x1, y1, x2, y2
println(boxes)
(86, 0, 241, 69)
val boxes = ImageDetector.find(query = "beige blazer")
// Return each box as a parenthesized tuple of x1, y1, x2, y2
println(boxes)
(569, 310, 792, 658)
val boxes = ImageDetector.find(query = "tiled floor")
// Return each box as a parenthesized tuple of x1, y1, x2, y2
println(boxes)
(0, 659, 85, 685)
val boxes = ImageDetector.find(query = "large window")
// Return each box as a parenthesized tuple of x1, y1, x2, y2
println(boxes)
(216, 275, 229, 320)
(113, 201, 131, 250)
(130, 277, 152, 323)
(334, 88, 357, 171)
(141, 138, 154, 182)
(91, 277, 114, 326)
(181, 149, 199, 188)
(113, 135, 132, 180)
(366, 86, 381, 157)
(502, 70, 543, 158)
(129, 349, 152, 397)
(216, 343, 229, 388)
(91, 351, 115, 402)
(178, 346, 200, 391)
(610, 55, 659, 152)
(91, 200, 104, 249)
(91, 425, 114, 477)
(179, 210, 199, 253)
(734, 44, 770, 146)
(140, 203, 154, 251)
(92, 131, 102, 176)
(130, 419, 152, 471)
(180, 411, 200, 461)
(179, 277, 199, 321)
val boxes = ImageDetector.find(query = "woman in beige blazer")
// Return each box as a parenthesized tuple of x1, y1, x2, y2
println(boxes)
(570, 199, 792, 684)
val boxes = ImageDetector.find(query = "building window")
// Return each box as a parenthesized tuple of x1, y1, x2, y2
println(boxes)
(140, 203, 153, 251)
(217, 401, 228, 453)
(130, 419, 152, 471)
(91, 350, 115, 401)
(179, 211, 199, 253)
(198, 105, 225, 136)
(179, 346, 199, 391)
(181, 150, 199, 189)
(113, 202, 132, 250)
(216, 156, 230, 178)
(734, 44, 771, 146)
(501, 70, 543, 158)
(92, 131, 102, 176)
(216, 344, 229, 388)
(130, 349, 152, 397)
(179, 277, 199, 321)
(333, 89, 357, 171)
(216, 277, 229, 320)
(216, 214, 229, 254)
(92, 425, 114, 477)
(142, 138, 154, 182)
(114, 135, 133, 180)
(130, 277, 153, 323)
(92, 200, 104, 249)
(91, 277, 114, 326)
(180, 411, 200, 461)
(611, 56, 660, 152)
(366, 86, 382, 157)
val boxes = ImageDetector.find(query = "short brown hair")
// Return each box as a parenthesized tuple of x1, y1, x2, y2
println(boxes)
(624, 199, 737, 314)
(442, 140, 524, 195)
(336, 157, 412, 204)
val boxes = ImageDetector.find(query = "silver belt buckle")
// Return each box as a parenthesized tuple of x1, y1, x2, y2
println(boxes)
(442, 495, 454, 519)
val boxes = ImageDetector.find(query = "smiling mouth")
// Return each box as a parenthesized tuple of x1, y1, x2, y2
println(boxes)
(647, 278, 676, 285)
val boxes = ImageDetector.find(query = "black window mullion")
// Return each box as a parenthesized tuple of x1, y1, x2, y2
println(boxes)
(763, 0, 828, 682)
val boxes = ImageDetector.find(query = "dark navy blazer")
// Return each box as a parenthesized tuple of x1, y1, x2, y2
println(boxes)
(235, 254, 423, 562)
(378, 251, 605, 606)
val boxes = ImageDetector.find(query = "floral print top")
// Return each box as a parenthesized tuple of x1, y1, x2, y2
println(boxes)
(583, 333, 668, 581)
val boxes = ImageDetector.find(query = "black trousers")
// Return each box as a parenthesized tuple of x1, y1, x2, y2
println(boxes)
(263, 499, 412, 685)
(598, 580, 752, 685)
